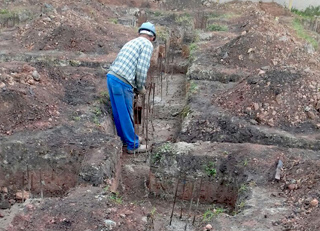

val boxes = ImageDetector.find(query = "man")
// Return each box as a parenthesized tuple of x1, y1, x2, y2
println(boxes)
(106, 22, 156, 154)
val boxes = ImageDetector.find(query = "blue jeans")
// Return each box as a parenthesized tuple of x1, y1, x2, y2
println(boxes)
(106, 74, 139, 150)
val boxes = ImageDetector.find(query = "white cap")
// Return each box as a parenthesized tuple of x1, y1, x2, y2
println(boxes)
(139, 30, 154, 37)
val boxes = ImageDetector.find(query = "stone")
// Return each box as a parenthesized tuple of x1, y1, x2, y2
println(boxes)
(287, 184, 297, 191)
(1, 187, 8, 193)
(32, 70, 40, 81)
(104, 219, 116, 230)
(310, 199, 318, 207)
(15, 190, 30, 200)
(0, 82, 5, 88)
(205, 224, 213, 230)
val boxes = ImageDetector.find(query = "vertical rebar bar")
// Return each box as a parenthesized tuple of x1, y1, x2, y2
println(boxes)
(169, 175, 180, 226)
(192, 176, 203, 225)
(184, 181, 196, 230)
(21, 171, 25, 202)
(180, 174, 187, 219)
(40, 169, 43, 199)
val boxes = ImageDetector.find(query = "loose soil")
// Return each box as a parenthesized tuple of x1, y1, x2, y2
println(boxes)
(1, 1, 320, 231)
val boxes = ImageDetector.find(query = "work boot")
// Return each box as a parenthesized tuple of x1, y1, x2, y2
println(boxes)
(127, 144, 149, 154)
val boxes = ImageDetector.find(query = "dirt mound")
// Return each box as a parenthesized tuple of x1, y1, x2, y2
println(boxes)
(218, 6, 318, 71)
(214, 69, 320, 129)
(16, 1, 136, 54)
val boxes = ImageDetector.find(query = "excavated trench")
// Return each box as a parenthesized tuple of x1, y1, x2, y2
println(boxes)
(2, 5, 320, 231)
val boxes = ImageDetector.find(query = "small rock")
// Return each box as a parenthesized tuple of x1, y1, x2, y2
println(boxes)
(241, 31, 247, 36)
(119, 213, 126, 218)
(260, 66, 270, 70)
(205, 224, 213, 230)
(310, 199, 318, 207)
(0, 212, 3, 218)
(0, 82, 5, 88)
(104, 219, 116, 230)
(1, 187, 8, 193)
(32, 70, 40, 81)
(253, 102, 259, 111)
(15, 190, 30, 200)
(287, 184, 297, 191)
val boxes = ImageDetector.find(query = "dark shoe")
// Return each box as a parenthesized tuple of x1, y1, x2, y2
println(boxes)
(127, 144, 149, 154)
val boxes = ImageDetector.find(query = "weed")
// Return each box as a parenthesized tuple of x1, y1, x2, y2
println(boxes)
(243, 158, 248, 167)
(204, 161, 217, 177)
(159, 142, 173, 152)
(189, 81, 198, 94)
(72, 116, 81, 121)
(176, 13, 193, 26)
(98, 91, 109, 104)
(203, 209, 214, 221)
(157, 26, 170, 41)
(109, 18, 118, 24)
(110, 192, 122, 204)
(291, 6, 320, 18)
(151, 207, 157, 216)
(93, 106, 102, 116)
(223, 151, 229, 156)
(207, 24, 228, 31)
(181, 105, 191, 118)
(237, 201, 246, 211)
(153, 11, 162, 17)
(152, 152, 162, 164)
(238, 184, 247, 194)
(203, 206, 225, 221)
(0, 9, 9, 14)
(292, 18, 318, 49)
(104, 185, 110, 192)
(189, 43, 198, 54)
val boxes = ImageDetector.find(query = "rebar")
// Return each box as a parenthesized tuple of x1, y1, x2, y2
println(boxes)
(40, 169, 43, 199)
(169, 174, 180, 225)
(180, 174, 187, 219)
(184, 181, 196, 231)
(192, 176, 203, 225)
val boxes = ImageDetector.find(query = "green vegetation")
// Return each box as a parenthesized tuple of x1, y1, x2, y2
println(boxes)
(175, 13, 193, 26)
(110, 192, 122, 204)
(291, 6, 320, 18)
(152, 143, 173, 164)
(0, 9, 9, 14)
(181, 105, 191, 118)
(189, 81, 198, 94)
(156, 26, 170, 41)
(292, 18, 318, 49)
(203, 206, 226, 221)
(204, 161, 217, 177)
(207, 24, 228, 31)
(238, 184, 248, 194)
(153, 11, 162, 17)
(109, 18, 118, 24)
(98, 91, 109, 104)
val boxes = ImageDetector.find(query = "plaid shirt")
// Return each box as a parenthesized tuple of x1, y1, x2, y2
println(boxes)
(109, 37, 153, 90)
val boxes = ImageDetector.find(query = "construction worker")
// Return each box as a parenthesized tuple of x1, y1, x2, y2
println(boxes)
(106, 22, 156, 154)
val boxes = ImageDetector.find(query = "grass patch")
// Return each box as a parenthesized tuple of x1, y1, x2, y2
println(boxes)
(207, 24, 228, 31)
(292, 18, 318, 49)
(175, 13, 193, 26)
(203, 206, 226, 221)
(109, 18, 118, 24)
(291, 6, 320, 18)
(0, 9, 9, 14)
(204, 161, 217, 177)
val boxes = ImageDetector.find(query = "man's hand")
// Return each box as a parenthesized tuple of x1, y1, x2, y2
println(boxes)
(137, 86, 146, 95)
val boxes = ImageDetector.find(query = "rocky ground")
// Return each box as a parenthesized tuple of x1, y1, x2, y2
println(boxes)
(0, 0, 320, 231)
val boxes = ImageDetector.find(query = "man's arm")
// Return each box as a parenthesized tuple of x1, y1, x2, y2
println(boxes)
(136, 43, 153, 91)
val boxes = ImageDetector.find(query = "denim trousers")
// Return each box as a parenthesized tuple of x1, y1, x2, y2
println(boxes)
(106, 73, 139, 150)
